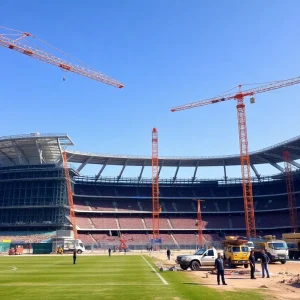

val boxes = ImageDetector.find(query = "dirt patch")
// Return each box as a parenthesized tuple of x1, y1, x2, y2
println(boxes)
(148, 251, 300, 300)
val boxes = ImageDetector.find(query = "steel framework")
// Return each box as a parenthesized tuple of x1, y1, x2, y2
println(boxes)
(283, 150, 298, 232)
(62, 152, 78, 239)
(152, 127, 160, 240)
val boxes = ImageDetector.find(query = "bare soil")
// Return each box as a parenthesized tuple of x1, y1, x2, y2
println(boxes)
(149, 251, 300, 300)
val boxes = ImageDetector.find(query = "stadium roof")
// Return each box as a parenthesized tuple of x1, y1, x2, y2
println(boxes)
(0, 133, 73, 166)
(1, 133, 300, 179)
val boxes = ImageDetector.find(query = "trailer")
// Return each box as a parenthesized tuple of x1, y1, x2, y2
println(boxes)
(282, 233, 300, 260)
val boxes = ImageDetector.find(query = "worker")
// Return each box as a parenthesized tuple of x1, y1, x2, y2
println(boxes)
(260, 249, 270, 278)
(73, 249, 77, 264)
(167, 249, 171, 260)
(108, 248, 111, 257)
(249, 250, 256, 279)
(214, 253, 227, 285)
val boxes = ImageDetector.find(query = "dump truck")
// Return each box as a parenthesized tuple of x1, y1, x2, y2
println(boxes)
(282, 233, 300, 259)
(222, 236, 250, 268)
(176, 247, 219, 271)
(253, 235, 288, 264)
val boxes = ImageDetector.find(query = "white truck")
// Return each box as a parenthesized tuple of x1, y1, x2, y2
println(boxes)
(176, 247, 218, 271)
(53, 238, 85, 254)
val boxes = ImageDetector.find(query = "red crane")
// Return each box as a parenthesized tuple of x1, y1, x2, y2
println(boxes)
(195, 200, 204, 248)
(0, 26, 124, 88)
(171, 75, 300, 238)
(152, 127, 160, 243)
(283, 151, 298, 233)
(62, 152, 78, 239)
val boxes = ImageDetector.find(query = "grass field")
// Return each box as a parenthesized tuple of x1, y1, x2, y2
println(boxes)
(0, 254, 263, 300)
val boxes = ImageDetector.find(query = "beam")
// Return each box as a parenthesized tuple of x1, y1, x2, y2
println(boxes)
(12, 140, 29, 164)
(289, 160, 300, 169)
(77, 156, 93, 173)
(35, 140, 45, 164)
(118, 159, 129, 180)
(258, 155, 284, 172)
(223, 160, 227, 183)
(158, 160, 164, 176)
(95, 159, 110, 181)
(173, 161, 180, 183)
(251, 164, 260, 179)
(285, 145, 300, 151)
(0, 149, 15, 165)
(138, 160, 146, 182)
(192, 161, 199, 182)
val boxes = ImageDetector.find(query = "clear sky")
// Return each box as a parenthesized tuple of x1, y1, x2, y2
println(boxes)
(1, 0, 300, 179)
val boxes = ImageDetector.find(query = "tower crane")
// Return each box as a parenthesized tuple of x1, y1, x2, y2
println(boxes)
(1, 25, 124, 239)
(171, 75, 300, 238)
(0, 26, 124, 88)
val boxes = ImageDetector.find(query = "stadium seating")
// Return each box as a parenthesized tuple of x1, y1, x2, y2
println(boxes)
(118, 217, 143, 229)
(90, 217, 118, 229)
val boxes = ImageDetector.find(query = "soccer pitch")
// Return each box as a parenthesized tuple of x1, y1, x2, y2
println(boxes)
(0, 254, 262, 300)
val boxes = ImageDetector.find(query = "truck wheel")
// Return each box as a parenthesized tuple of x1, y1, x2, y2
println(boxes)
(77, 250, 82, 254)
(228, 259, 236, 268)
(280, 260, 286, 264)
(180, 264, 189, 270)
(190, 260, 201, 271)
(244, 264, 249, 268)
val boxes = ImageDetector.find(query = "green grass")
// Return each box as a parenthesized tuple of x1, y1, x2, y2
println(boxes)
(0, 254, 263, 300)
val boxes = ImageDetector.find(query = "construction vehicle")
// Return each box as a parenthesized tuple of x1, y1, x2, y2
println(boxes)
(282, 233, 300, 259)
(52, 238, 85, 254)
(253, 235, 288, 264)
(222, 236, 250, 268)
(176, 247, 218, 271)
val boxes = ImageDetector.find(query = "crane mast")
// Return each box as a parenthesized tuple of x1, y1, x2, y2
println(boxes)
(283, 151, 298, 232)
(152, 127, 160, 241)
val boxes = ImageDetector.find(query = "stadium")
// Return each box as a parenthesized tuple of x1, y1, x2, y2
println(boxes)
(1, 132, 299, 250)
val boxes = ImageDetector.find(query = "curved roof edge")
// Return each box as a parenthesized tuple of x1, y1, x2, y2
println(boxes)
(66, 135, 300, 168)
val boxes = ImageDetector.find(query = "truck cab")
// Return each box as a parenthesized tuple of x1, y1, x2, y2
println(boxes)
(223, 244, 249, 268)
(176, 247, 218, 271)
(254, 239, 288, 263)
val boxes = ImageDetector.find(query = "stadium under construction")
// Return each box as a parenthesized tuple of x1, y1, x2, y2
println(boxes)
(0, 133, 299, 249)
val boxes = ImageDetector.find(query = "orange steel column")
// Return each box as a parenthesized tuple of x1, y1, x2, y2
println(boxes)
(152, 128, 160, 240)
(236, 91, 256, 238)
(283, 151, 298, 232)
(62, 152, 78, 239)
(197, 200, 204, 247)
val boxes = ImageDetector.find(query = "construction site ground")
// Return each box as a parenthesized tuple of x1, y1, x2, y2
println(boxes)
(150, 251, 300, 300)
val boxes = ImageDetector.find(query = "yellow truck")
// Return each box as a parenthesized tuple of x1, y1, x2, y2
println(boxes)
(282, 233, 300, 260)
(222, 236, 250, 268)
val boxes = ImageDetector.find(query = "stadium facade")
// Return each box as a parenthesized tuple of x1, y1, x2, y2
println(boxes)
(0, 133, 299, 248)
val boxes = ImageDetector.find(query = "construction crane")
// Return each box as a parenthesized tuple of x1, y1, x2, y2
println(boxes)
(283, 150, 298, 233)
(152, 127, 160, 246)
(62, 152, 78, 239)
(171, 75, 300, 238)
(0, 26, 124, 88)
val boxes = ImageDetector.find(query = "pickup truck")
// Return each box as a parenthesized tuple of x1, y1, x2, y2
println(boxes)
(176, 247, 218, 271)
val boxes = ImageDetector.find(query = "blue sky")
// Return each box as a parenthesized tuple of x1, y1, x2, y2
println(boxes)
(1, 0, 300, 179)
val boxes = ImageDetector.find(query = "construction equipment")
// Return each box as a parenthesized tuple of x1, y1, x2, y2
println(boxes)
(62, 152, 78, 239)
(253, 235, 288, 263)
(0, 26, 124, 88)
(283, 151, 298, 232)
(194, 200, 204, 247)
(171, 76, 300, 238)
(152, 127, 160, 245)
(282, 233, 300, 259)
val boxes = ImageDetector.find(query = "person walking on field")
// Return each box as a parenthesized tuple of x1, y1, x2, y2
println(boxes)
(167, 249, 171, 260)
(260, 249, 270, 278)
(108, 248, 111, 257)
(215, 253, 227, 285)
(73, 249, 77, 264)
(249, 250, 256, 279)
